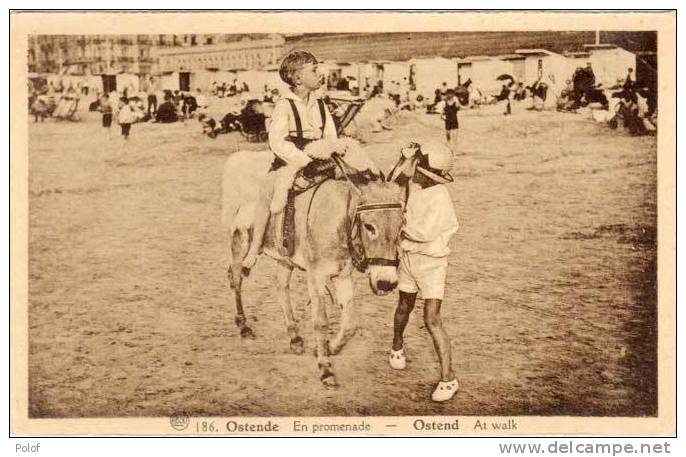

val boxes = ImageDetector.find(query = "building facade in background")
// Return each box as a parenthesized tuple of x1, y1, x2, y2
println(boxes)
(28, 34, 284, 77)
(27, 32, 656, 94)
(153, 34, 284, 73)
(28, 35, 155, 76)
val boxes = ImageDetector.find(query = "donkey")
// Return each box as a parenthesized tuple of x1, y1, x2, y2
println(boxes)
(222, 148, 407, 386)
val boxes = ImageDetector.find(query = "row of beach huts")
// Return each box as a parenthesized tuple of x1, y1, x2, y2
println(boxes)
(31, 44, 636, 100)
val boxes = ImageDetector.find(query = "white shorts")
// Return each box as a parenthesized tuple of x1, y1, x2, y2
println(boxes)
(397, 251, 449, 300)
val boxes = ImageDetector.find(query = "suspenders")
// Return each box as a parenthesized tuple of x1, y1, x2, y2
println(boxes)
(317, 99, 326, 131)
(286, 98, 326, 141)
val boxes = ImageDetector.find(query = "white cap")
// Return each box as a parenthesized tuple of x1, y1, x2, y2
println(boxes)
(422, 141, 454, 172)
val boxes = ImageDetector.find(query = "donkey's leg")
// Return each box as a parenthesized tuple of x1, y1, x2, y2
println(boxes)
(276, 262, 304, 354)
(307, 271, 337, 386)
(228, 227, 255, 338)
(328, 273, 356, 355)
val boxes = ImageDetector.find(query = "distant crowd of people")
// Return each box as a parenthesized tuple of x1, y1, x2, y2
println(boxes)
(29, 59, 658, 147)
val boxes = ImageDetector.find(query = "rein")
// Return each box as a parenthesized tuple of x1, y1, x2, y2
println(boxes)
(331, 152, 362, 196)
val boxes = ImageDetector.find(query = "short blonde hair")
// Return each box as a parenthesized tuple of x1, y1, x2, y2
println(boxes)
(279, 50, 318, 86)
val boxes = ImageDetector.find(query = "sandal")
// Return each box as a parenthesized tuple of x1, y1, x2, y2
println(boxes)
(389, 348, 406, 370)
(431, 379, 459, 402)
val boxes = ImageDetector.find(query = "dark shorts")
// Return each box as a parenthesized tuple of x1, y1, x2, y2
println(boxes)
(120, 123, 131, 136)
(102, 113, 113, 127)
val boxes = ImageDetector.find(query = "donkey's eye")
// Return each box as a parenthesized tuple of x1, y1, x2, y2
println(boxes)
(364, 223, 376, 235)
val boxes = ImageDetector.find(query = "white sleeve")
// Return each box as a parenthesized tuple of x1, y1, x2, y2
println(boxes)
(439, 196, 459, 241)
(268, 101, 312, 168)
(322, 104, 338, 139)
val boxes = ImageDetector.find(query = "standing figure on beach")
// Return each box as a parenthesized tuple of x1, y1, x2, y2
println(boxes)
(443, 89, 460, 153)
(117, 97, 137, 140)
(389, 141, 460, 402)
(99, 93, 113, 139)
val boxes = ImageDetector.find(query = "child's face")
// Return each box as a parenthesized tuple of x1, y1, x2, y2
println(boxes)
(296, 63, 321, 91)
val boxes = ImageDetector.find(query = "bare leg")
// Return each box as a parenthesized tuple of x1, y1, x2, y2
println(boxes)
(329, 273, 355, 355)
(307, 271, 336, 386)
(242, 175, 274, 272)
(449, 130, 459, 154)
(276, 262, 303, 354)
(392, 291, 417, 351)
(423, 299, 454, 382)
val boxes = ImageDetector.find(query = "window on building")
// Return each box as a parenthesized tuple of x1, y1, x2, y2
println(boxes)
(206, 37, 213, 45)
(191, 35, 197, 46)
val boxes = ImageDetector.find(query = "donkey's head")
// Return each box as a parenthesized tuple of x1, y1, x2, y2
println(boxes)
(350, 176, 406, 296)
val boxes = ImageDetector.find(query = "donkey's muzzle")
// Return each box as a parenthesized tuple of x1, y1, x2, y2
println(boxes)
(368, 265, 399, 296)
(376, 280, 398, 293)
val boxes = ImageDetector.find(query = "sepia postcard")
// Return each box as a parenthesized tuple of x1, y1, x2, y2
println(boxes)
(9, 10, 676, 436)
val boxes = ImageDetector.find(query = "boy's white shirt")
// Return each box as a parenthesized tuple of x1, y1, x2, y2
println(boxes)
(268, 88, 338, 168)
(400, 183, 459, 258)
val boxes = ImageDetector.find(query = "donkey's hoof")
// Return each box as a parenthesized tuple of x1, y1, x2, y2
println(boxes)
(290, 336, 305, 354)
(320, 369, 338, 387)
(240, 326, 255, 339)
(241, 266, 251, 277)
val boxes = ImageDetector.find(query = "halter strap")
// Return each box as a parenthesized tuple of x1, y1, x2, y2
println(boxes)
(356, 202, 403, 213)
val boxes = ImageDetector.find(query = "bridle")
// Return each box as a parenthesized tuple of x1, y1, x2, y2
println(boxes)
(349, 201, 404, 272)
(329, 152, 406, 273)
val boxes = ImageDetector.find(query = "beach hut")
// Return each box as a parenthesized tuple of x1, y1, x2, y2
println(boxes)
(380, 61, 411, 92)
(513, 49, 570, 87)
(458, 55, 515, 94)
(576, 44, 636, 87)
(356, 63, 384, 92)
(234, 68, 287, 96)
(187, 69, 232, 93)
(157, 71, 179, 91)
(409, 57, 458, 98)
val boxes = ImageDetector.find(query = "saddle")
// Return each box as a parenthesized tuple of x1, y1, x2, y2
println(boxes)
(274, 159, 337, 257)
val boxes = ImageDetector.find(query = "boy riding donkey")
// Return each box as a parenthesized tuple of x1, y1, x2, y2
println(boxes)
(241, 51, 340, 274)
(388, 141, 460, 402)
